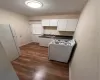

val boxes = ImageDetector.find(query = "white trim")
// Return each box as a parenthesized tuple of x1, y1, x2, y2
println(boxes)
(20, 41, 33, 47)
(69, 64, 72, 80)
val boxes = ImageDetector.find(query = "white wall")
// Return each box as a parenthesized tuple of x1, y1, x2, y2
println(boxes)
(0, 8, 32, 46)
(70, 0, 98, 80)
(29, 14, 79, 20)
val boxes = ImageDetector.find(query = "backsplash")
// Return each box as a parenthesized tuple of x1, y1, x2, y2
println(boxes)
(44, 27, 74, 36)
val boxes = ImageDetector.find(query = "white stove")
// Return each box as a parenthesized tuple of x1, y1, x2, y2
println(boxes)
(48, 39, 75, 63)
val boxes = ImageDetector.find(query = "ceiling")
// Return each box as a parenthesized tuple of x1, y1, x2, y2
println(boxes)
(0, 0, 87, 16)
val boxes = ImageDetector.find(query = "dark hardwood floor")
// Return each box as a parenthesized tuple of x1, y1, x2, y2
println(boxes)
(12, 43, 69, 80)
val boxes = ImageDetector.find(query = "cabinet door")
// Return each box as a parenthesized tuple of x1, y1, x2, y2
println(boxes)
(42, 19, 50, 26)
(66, 19, 78, 31)
(32, 23, 43, 35)
(50, 19, 58, 26)
(39, 38, 52, 47)
(57, 19, 67, 31)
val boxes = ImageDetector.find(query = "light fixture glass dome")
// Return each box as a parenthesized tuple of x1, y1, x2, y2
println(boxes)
(25, 0, 43, 8)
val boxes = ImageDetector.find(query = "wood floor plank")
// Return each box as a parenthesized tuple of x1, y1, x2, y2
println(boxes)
(12, 43, 69, 80)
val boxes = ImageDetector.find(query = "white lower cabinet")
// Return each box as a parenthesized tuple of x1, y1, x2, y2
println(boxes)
(38, 38, 52, 47)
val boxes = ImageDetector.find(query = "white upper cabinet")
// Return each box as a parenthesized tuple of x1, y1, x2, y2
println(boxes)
(57, 19, 78, 31)
(42, 19, 50, 26)
(57, 19, 67, 31)
(50, 19, 58, 26)
(66, 19, 78, 31)
(31, 23, 43, 35)
(42, 18, 78, 31)
(42, 19, 58, 27)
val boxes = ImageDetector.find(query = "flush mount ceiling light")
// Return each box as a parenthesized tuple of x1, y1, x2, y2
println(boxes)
(25, 0, 43, 8)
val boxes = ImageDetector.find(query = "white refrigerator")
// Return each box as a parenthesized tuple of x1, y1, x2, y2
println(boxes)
(0, 42, 19, 80)
(0, 24, 20, 61)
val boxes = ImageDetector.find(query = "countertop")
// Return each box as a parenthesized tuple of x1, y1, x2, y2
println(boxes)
(39, 34, 73, 39)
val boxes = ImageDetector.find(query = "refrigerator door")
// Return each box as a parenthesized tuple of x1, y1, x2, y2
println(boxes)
(0, 42, 19, 80)
(10, 25, 20, 55)
(0, 24, 19, 61)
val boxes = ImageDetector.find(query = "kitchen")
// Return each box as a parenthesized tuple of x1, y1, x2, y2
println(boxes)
(29, 17, 78, 63)
(0, 9, 79, 80)
(0, 0, 98, 80)
(30, 16, 79, 47)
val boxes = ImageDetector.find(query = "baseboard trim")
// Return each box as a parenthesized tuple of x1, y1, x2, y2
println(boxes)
(69, 64, 72, 80)
(20, 42, 39, 47)
(20, 41, 33, 47)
